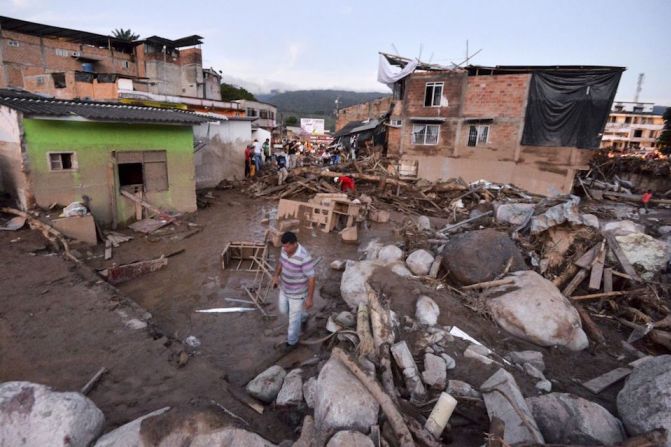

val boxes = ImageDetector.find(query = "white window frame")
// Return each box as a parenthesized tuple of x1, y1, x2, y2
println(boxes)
(424, 82, 444, 108)
(55, 48, 69, 57)
(48, 152, 78, 171)
(8, 40, 20, 47)
(412, 124, 440, 145)
(467, 125, 490, 147)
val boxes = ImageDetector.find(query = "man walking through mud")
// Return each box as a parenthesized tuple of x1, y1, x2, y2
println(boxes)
(272, 231, 316, 349)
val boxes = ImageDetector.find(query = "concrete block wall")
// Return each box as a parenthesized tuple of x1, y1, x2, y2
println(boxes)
(336, 97, 393, 131)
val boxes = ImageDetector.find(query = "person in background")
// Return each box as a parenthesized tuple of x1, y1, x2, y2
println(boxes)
(334, 175, 355, 193)
(244, 144, 253, 178)
(263, 138, 271, 162)
(641, 189, 653, 214)
(252, 139, 263, 172)
(288, 143, 297, 169)
(276, 149, 288, 186)
(272, 231, 316, 349)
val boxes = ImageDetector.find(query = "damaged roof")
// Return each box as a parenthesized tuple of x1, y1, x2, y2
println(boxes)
(332, 118, 381, 138)
(0, 90, 211, 125)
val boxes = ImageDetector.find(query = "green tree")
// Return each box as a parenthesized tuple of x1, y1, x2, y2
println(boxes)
(285, 116, 298, 126)
(220, 83, 256, 101)
(111, 28, 140, 41)
(658, 107, 671, 155)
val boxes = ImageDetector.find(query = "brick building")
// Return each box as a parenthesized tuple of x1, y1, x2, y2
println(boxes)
(336, 96, 393, 131)
(0, 16, 241, 116)
(353, 54, 624, 196)
(600, 101, 665, 152)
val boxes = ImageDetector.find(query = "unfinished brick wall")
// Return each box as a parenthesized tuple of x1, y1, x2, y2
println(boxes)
(463, 74, 530, 118)
(336, 97, 393, 131)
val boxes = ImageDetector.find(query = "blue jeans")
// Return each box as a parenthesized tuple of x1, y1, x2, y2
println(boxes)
(254, 154, 262, 172)
(278, 290, 308, 345)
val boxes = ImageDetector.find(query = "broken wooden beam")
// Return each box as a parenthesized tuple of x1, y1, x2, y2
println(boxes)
(101, 256, 168, 284)
(570, 289, 646, 301)
(81, 367, 107, 395)
(603, 233, 641, 282)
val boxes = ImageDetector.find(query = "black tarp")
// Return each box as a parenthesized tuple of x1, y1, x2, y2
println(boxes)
(521, 70, 622, 149)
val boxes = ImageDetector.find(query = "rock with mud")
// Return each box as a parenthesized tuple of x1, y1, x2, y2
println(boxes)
(441, 229, 527, 285)
(487, 271, 588, 351)
(415, 295, 440, 326)
(377, 244, 404, 265)
(447, 380, 481, 399)
(315, 356, 379, 435)
(495, 203, 535, 225)
(602, 219, 645, 236)
(94, 407, 171, 446)
(0, 381, 104, 447)
(530, 196, 582, 234)
(276, 368, 303, 406)
(615, 233, 669, 280)
(617, 355, 671, 444)
(190, 427, 277, 446)
(421, 353, 447, 389)
(246, 365, 287, 403)
(504, 350, 545, 372)
(326, 430, 375, 447)
(527, 393, 625, 445)
(391, 263, 413, 277)
(303, 377, 317, 409)
(340, 260, 379, 309)
(417, 215, 432, 231)
(405, 249, 434, 276)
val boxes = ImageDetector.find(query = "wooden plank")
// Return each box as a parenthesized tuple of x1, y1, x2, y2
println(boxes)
(588, 242, 606, 290)
(104, 239, 112, 260)
(603, 268, 613, 293)
(604, 232, 641, 281)
(574, 244, 600, 269)
(582, 367, 632, 394)
(570, 289, 646, 301)
(562, 268, 588, 297)
(120, 189, 168, 218)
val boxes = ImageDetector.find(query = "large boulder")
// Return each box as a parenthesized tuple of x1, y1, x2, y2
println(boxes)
(94, 407, 170, 447)
(315, 356, 379, 435)
(441, 229, 527, 285)
(602, 220, 645, 236)
(527, 393, 625, 445)
(377, 245, 404, 265)
(326, 430, 375, 447)
(340, 261, 379, 309)
(530, 197, 582, 234)
(617, 355, 671, 444)
(615, 233, 669, 280)
(246, 365, 287, 403)
(276, 368, 303, 406)
(406, 249, 434, 276)
(487, 271, 588, 351)
(415, 295, 440, 326)
(0, 381, 104, 447)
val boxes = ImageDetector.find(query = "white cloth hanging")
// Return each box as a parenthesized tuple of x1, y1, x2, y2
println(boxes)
(377, 54, 419, 89)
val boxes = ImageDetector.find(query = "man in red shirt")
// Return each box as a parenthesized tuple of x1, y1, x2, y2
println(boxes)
(334, 176, 355, 193)
(641, 189, 653, 214)
(244, 145, 252, 178)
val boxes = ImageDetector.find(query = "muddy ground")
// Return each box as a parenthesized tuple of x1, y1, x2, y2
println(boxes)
(0, 188, 664, 445)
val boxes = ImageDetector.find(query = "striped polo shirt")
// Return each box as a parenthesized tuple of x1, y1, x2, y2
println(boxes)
(280, 244, 315, 299)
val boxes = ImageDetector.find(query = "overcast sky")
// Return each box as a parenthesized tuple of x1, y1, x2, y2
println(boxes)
(3, 0, 670, 104)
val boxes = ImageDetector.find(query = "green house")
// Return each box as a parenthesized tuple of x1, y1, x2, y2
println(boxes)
(0, 90, 209, 226)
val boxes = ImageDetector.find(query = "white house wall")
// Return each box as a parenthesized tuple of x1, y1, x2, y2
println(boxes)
(0, 105, 30, 209)
(194, 120, 252, 189)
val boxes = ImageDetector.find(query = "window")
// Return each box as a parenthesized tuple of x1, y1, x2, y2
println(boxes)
(8, 40, 20, 47)
(48, 152, 76, 171)
(412, 124, 440, 145)
(55, 48, 69, 57)
(624, 117, 632, 124)
(116, 151, 169, 192)
(391, 119, 403, 127)
(424, 82, 444, 107)
(633, 129, 643, 138)
(121, 60, 130, 69)
(393, 80, 405, 100)
(246, 108, 258, 117)
(468, 125, 490, 147)
(51, 72, 66, 88)
(633, 106, 644, 113)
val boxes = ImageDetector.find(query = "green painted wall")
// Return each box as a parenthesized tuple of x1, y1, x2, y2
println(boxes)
(22, 119, 197, 225)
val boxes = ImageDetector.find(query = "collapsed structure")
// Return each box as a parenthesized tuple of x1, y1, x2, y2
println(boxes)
(337, 53, 625, 196)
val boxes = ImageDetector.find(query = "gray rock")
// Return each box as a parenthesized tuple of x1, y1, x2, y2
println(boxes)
(617, 355, 671, 445)
(464, 345, 493, 365)
(481, 369, 544, 445)
(190, 427, 276, 446)
(528, 393, 625, 445)
(94, 407, 171, 447)
(417, 215, 432, 231)
(535, 380, 552, 393)
(524, 363, 546, 381)
(416, 295, 440, 326)
(340, 260, 379, 309)
(487, 271, 588, 351)
(406, 249, 435, 276)
(335, 311, 355, 328)
(246, 365, 287, 403)
(391, 341, 426, 403)
(580, 214, 599, 229)
(615, 233, 669, 280)
(505, 350, 545, 372)
(441, 229, 527, 285)
(495, 203, 536, 225)
(440, 353, 456, 370)
(0, 381, 104, 447)
(530, 196, 582, 234)
(326, 430, 375, 447)
(447, 380, 481, 399)
(315, 356, 379, 435)
(125, 318, 147, 330)
(602, 220, 645, 236)
(377, 245, 404, 265)
(422, 353, 447, 390)
(390, 263, 413, 277)
(276, 369, 303, 406)
(361, 239, 383, 260)
(330, 260, 346, 271)
(303, 377, 317, 409)
(659, 225, 671, 236)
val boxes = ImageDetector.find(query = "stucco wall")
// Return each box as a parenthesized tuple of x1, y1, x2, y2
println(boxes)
(22, 119, 197, 225)
(194, 120, 252, 188)
(0, 106, 31, 208)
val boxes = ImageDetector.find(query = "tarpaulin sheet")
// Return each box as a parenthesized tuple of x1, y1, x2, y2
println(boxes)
(377, 54, 419, 89)
(521, 70, 622, 149)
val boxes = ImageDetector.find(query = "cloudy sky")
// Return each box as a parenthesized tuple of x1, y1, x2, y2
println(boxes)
(3, 0, 670, 104)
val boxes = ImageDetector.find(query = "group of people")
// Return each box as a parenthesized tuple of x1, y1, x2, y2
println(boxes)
(244, 138, 271, 178)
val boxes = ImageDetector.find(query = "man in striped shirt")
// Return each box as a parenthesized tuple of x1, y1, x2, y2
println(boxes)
(272, 231, 316, 348)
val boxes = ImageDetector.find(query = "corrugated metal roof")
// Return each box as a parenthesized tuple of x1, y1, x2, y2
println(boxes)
(0, 90, 211, 125)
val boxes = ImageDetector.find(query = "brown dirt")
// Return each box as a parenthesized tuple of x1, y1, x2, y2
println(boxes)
(0, 189, 659, 445)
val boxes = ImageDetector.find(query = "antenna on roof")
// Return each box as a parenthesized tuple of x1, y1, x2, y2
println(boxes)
(428, 52, 434, 63)
(634, 73, 645, 103)
(391, 43, 400, 55)
(450, 40, 483, 68)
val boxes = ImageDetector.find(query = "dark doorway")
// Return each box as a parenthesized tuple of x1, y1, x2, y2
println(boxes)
(118, 163, 144, 187)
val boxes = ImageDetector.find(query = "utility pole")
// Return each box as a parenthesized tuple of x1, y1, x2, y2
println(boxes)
(634, 73, 644, 103)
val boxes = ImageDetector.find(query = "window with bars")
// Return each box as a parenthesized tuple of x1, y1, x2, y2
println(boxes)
(424, 82, 443, 107)
(48, 152, 77, 171)
(412, 124, 440, 145)
(467, 125, 490, 147)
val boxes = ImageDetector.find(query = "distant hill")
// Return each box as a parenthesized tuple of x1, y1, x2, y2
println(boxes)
(257, 89, 389, 131)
